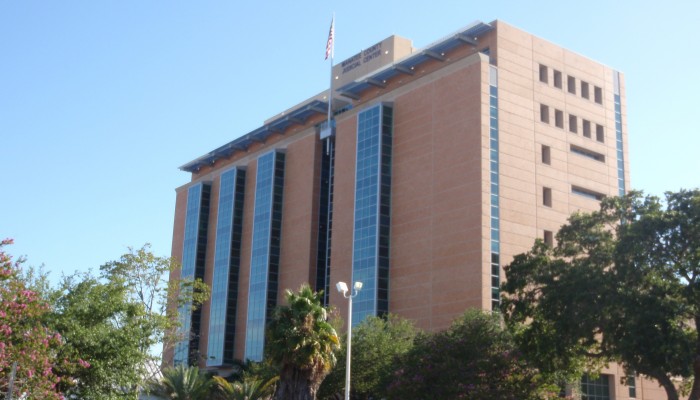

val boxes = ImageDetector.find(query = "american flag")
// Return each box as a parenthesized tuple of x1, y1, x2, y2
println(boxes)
(325, 17, 334, 60)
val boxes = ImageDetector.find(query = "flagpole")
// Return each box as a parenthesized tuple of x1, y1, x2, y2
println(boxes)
(326, 14, 335, 127)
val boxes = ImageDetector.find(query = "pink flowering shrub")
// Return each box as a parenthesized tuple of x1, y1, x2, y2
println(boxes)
(0, 239, 82, 399)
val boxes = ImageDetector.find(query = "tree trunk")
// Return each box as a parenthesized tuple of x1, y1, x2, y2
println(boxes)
(656, 373, 680, 400)
(689, 315, 700, 400)
(275, 366, 320, 400)
(690, 355, 700, 400)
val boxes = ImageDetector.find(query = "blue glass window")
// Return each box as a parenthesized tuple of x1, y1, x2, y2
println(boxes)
(614, 95, 625, 196)
(244, 151, 285, 361)
(581, 374, 611, 400)
(174, 182, 211, 366)
(489, 65, 501, 311)
(351, 104, 393, 325)
(207, 168, 246, 367)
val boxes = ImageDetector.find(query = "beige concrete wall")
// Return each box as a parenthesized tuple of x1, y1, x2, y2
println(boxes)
(278, 133, 321, 295)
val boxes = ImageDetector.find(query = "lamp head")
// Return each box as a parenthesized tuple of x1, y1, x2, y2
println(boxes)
(354, 281, 363, 291)
(336, 281, 348, 294)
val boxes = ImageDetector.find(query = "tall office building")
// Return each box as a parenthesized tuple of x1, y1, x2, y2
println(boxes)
(169, 20, 664, 399)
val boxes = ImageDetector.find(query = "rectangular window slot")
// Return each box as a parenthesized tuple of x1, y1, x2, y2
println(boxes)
(572, 185, 605, 201)
(543, 187, 552, 207)
(542, 145, 551, 165)
(553, 70, 562, 88)
(555, 109, 564, 128)
(581, 81, 590, 99)
(628, 376, 637, 398)
(567, 75, 576, 94)
(540, 104, 550, 123)
(544, 230, 553, 247)
(569, 114, 578, 133)
(582, 119, 591, 138)
(594, 86, 603, 104)
(539, 64, 548, 83)
(596, 124, 605, 142)
(571, 145, 605, 162)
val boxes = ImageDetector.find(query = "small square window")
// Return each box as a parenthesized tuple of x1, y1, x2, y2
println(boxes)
(594, 86, 603, 104)
(568, 76, 576, 94)
(569, 115, 578, 133)
(596, 124, 605, 142)
(542, 145, 551, 165)
(553, 70, 562, 89)
(539, 64, 548, 83)
(540, 104, 550, 123)
(555, 110, 564, 128)
(582, 120, 591, 138)
(581, 81, 590, 99)
(544, 230, 553, 247)
(543, 187, 552, 207)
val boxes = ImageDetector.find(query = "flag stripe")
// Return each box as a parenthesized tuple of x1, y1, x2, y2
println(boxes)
(325, 18, 334, 60)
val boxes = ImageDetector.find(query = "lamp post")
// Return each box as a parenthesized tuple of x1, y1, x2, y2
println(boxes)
(336, 281, 362, 400)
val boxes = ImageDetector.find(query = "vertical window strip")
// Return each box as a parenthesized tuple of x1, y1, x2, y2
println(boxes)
(207, 168, 246, 367)
(489, 65, 500, 311)
(351, 104, 393, 326)
(244, 151, 285, 362)
(175, 182, 211, 366)
(614, 71, 625, 196)
(316, 136, 335, 306)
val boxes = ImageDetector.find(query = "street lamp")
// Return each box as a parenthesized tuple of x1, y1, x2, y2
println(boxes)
(336, 281, 362, 400)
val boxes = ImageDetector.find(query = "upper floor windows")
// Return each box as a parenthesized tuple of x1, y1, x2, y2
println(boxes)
(539, 64, 548, 83)
(541, 145, 551, 165)
(555, 109, 564, 129)
(594, 86, 603, 104)
(543, 187, 553, 207)
(567, 75, 576, 94)
(581, 81, 590, 99)
(537, 62, 604, 105)
(553, 70, 562, 89)
(569, 115, 578, 134)
(539, 103, 606, 144)
(540, 104, 550, 124)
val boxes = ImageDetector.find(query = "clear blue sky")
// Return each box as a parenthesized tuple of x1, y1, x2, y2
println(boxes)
(1, 1, 698, 283)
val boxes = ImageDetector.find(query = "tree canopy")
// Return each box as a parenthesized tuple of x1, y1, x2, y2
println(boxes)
(319, 314, 418, 400)
(0, 239, 84, 400)
(385, 309, 558, 400)
(501, 189, 700, 400)
(49, 274, 157, 399)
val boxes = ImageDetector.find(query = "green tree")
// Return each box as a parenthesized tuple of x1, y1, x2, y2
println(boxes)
(148, 364, 213, 400)
(99, 244, 210, 371)
(386, 309, 557, 400)
(49, 274, 156, 399)
(501, 190, 700, 400)
(266, 284, 340, 400)
(0, 239, 83, 400)
(212, 374, 278, 400)
(319, 314, 418, 400)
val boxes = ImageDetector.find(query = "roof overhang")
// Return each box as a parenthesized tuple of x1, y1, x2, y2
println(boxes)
(179, 99, 329, 172)
(337, 21, 493, 99)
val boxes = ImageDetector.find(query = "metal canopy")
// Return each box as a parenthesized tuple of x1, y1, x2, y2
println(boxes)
(338, 21, 493, 100)
(179, 99, 329, 172)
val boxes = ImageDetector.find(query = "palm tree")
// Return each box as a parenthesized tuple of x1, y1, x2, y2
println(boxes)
(148, 364, 213, 400)
(212, 375, 278, 400)
(266, 284, 340, 400)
